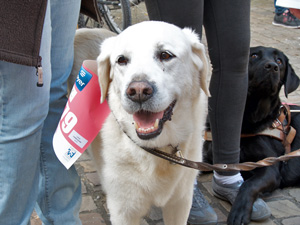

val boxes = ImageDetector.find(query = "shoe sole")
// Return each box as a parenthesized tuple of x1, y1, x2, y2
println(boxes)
(272, 21, 300, 29)
(212, 189, 271, 222)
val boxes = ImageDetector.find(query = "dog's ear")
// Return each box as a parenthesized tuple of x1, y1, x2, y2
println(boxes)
(97, 36, 117, 103)
(182, 28, 210, 97)
(283, 56, 300, 98)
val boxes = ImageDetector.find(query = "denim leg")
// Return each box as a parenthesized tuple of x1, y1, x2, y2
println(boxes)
(0, 8, 51, 224)
(274, 0, 287, 14)
(0, 1, 51, 223)
(0, 62, 50, 225)
(35, 0, 82, 225)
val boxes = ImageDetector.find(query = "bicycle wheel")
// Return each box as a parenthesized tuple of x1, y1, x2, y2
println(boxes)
(78, 14, 101, 28)
(99, 0, 131, 33)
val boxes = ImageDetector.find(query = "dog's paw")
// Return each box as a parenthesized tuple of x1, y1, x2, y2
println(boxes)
(227, 203, 252, 225)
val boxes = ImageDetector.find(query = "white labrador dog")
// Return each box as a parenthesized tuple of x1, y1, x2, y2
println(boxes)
(89, 21, 210, 225)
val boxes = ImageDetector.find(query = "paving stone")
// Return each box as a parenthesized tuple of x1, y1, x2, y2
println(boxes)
(288, 188, 300, 202)
(262, 189, 287, 201)
(79, 213, 106, 225)
(214, 208, 227, 224)
(80, 160, 97, 173)
(30, 218, 42, 225)
(80, 196, 98, 212)
(218, 200, 231, 213)
(268, 200, 300, 218)
(81, 181, 87, 194)
(282, 216, 300, 225)
(77, 151, 92, 162)
(86, 172, 101, 186)
(201, 180, 214, 196)
(249, 219, 275, 225)
(30, 211, 42, 225)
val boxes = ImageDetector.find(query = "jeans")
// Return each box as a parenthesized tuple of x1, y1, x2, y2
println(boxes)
(0, 0, 82, 224)
(145, 0, 250, 175)
(274, 0, 287, 14)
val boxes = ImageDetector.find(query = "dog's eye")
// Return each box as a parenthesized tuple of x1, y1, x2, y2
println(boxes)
(276, 58, 282, 65)
(250, 53, 258, 59)
(159, 51, 175, 61)
(117, 55, 128, 65)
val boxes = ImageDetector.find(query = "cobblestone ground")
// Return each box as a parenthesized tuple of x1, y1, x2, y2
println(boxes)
(31, 0, 300, 224)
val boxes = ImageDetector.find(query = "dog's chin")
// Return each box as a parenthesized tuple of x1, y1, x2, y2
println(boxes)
(249, 73, 281, 96)
(133, 100, 176, 140)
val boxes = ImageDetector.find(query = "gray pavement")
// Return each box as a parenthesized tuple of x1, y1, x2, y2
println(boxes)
(31, 0, 300, 224)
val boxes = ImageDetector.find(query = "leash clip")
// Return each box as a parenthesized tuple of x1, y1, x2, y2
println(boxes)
(171, 147, 185, 165)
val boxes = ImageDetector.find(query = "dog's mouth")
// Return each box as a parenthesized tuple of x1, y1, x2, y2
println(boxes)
(133, 100, 176, 140)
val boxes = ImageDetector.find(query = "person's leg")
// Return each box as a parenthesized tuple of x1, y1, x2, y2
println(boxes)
(0, 64, 50, 225)
(144, 1, 218, 225)
(0, 5, 51, 224)
(145, 0, 204, 37)
(203, 0, 270, 221)
(274, 0, 286, 14)
(35, 0, 82, 224)
(204, 0, 249, 171)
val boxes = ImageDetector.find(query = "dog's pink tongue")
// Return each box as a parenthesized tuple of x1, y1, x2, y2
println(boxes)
(133, 111, 163, 128)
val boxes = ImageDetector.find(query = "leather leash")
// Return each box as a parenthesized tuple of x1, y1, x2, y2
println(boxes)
(141, 145, 300, 172)
(111, 105, 300, 172)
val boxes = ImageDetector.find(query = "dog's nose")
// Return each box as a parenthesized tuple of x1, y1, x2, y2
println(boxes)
(264, 62, 279, 72)
(126, 81, 154, 103)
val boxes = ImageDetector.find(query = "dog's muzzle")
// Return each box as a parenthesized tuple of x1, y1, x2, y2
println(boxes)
(132, 100, 176, 140)
(126, 80, 176, 140)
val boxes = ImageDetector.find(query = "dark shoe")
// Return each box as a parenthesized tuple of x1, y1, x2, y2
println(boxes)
(212, 177, 271, 222)
(188, 184, 218, 225)
(272, 10, 300, 28)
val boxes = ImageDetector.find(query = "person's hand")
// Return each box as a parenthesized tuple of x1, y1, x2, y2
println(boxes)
(290, 8, 300, 19)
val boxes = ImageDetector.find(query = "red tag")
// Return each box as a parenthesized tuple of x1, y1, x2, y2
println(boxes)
(53, 60, 110, 169)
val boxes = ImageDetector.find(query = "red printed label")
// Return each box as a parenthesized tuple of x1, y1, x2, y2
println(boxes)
(53, 60, 110, 169)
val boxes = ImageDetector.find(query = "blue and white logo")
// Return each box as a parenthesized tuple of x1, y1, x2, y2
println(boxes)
(76, 67, 92, 91)
(67, 147, 76, 158)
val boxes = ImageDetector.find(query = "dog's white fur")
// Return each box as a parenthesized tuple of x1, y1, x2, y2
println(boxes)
(87, 21, 209, 225)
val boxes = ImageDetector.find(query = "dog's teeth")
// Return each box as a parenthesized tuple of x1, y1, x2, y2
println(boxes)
(134, 121, 139, 130)
(154, 119, 159, 129)
(137, 126, 156, 134)
(135, 120, 159, 134)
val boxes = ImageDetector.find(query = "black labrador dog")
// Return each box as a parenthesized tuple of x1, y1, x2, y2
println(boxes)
(203, 46, 300, 225)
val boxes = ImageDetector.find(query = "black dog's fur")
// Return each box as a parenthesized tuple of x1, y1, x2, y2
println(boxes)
(203, 46, 300, 225)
